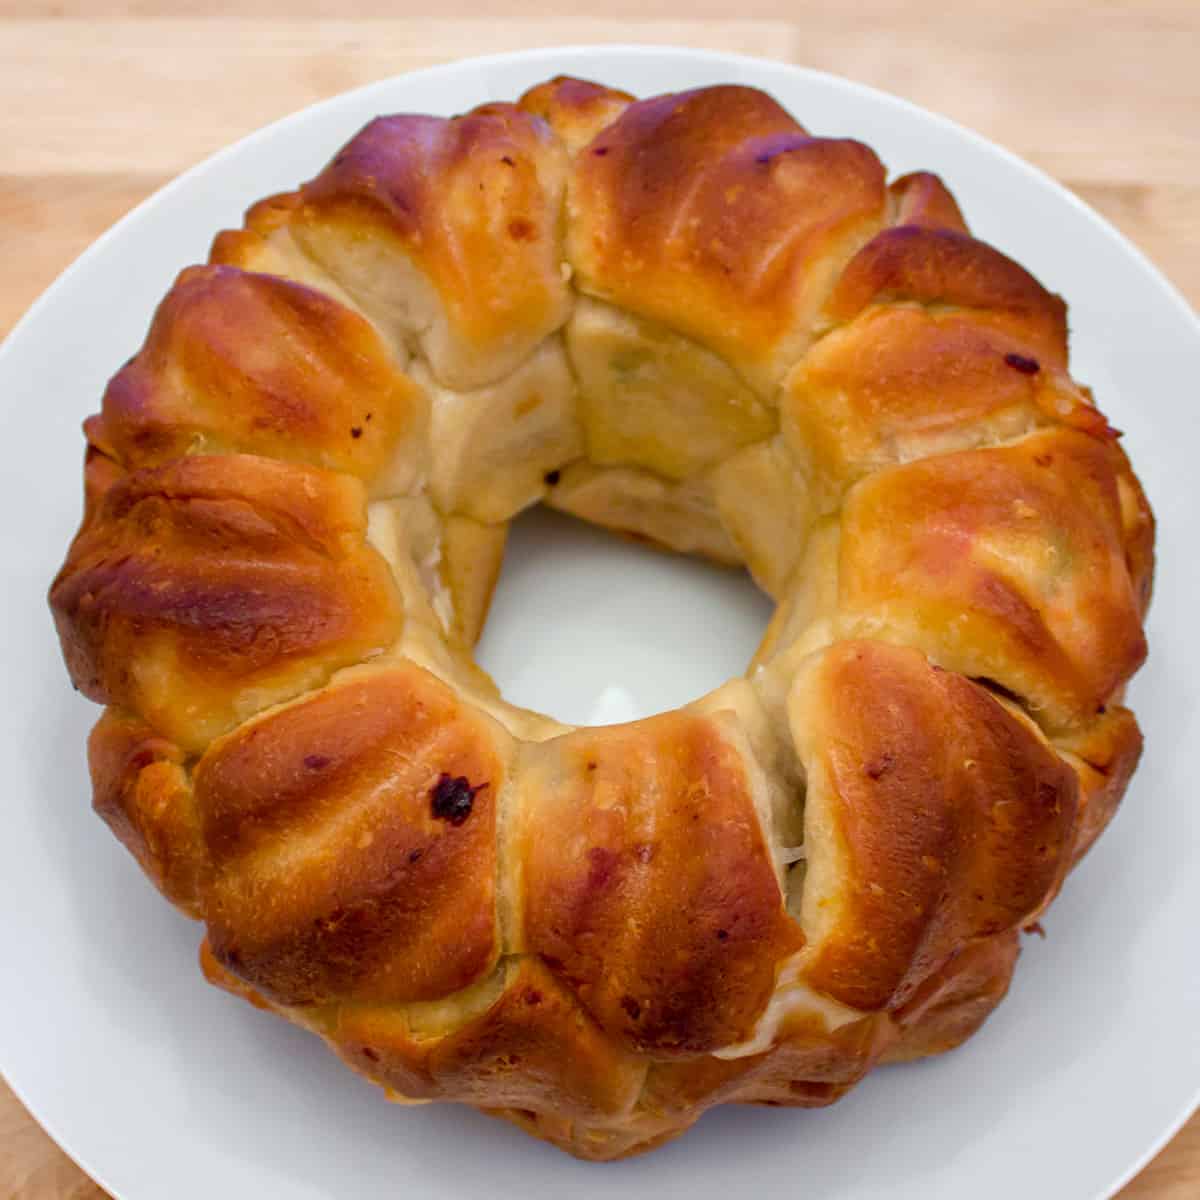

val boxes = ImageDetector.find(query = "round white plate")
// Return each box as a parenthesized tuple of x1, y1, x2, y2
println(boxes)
(2, 44, 1197, 1200)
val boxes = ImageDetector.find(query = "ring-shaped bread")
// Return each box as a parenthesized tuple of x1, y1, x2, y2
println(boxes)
(50, 76, 1153, 1160)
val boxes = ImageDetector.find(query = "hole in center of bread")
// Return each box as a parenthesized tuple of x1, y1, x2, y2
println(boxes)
(475, 506, 772, 726)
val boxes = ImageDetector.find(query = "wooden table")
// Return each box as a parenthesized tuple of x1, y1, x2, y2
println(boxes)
(1, 3, 1196, 1197)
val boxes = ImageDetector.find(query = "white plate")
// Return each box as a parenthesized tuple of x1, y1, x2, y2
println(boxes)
(2, 44, 1197, 1200)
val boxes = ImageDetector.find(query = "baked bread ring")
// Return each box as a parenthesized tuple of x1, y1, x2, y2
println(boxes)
(49, 75, 1154, 1161)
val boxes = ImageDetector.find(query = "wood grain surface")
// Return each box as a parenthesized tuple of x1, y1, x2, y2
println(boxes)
(1, 3, 1196, 1197)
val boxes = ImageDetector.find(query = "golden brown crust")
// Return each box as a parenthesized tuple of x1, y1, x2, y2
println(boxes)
(517, 75, 633, 156)
(89, 708, 204, 916)
(788, 640, 1077, 1011)
(783, 304, 1108, 496)
(88, 265, 424, 491)
(77, 443, 124, 529)
(835, 428, 1147, 731)
(291, 104, 570, 389)
(50, 454, 403, 750)
(199, 936, 276, 1012)
(516, 711, 804, 1054)
(642, 1010, 891, 1113)
(567, 85, 886, 392)
(1055, 706, 1143, 863)
(220, 191, 305, 246)
(49, 75, 1155, 1162)
(1112, 440, 1156, 616)
(888, 171, 969, 232)
(197, 661, 510, 1007)
(208, 192, 371, 317)
(883, 931, 1021, 1061)
(330, 957, 645, 1118)
(484, 1104, 684, 1161)
(824, 225, 1069, 368)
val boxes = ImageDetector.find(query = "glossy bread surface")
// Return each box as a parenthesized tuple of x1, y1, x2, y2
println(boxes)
(49, 74, 1153, 1160)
